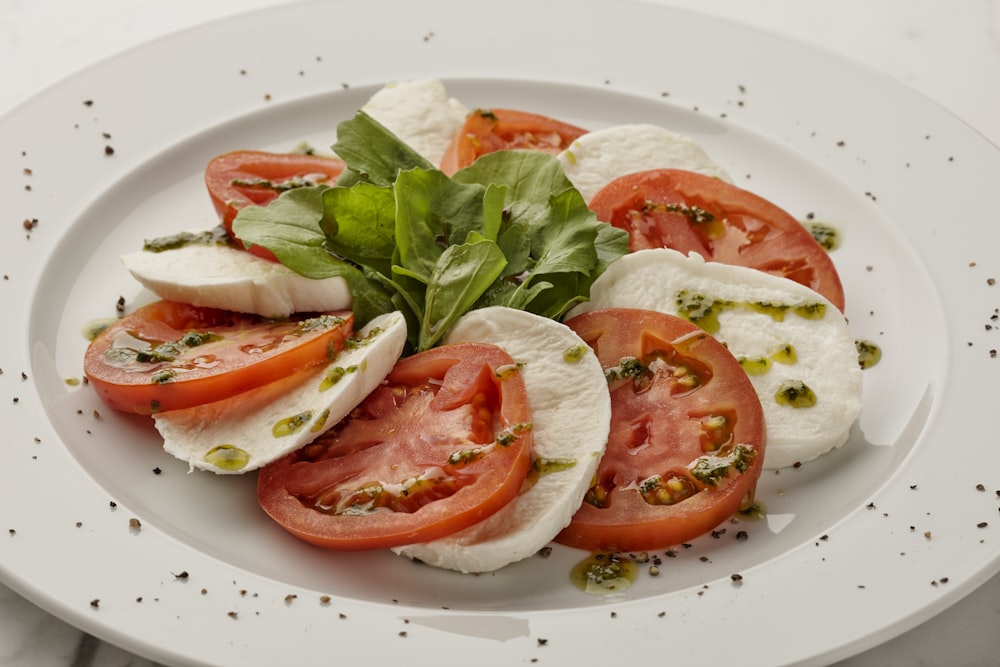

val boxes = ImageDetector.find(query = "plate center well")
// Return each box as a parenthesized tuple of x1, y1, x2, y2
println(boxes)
(27, 80, 947, 612)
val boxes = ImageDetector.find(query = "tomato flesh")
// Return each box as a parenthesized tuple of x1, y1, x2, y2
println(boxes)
(84, 300, 353, 415)
(257, 342, 534, 550)
(588, 168, 845, 311)
(440, 108, 587, 174)
(557, 308, 765, 552)
(204, 150, 346, 260)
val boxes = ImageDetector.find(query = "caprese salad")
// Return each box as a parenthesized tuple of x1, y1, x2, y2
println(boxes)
(83, 79, 863, 575)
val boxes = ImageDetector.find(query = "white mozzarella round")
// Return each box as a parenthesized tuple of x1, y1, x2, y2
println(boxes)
(120, 242, 351, 319)
(361, 78, 468, 167)
(556, 123, 731, 203)
(567, 249, 862, 469)
(154, 311, 407, 474)
(392, 307, 611, 573)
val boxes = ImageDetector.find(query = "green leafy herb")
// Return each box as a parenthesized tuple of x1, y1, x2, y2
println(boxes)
(332, 111, 433, 187)
(231, 109, 629, 352)
(232, 186, 395, 328)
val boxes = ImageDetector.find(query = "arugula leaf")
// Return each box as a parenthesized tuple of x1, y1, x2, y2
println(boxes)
(453, 150, 577, 229)
(332, 111, 433, 186)
(231, 186, 330, 273)
(454, 151, 630, 315)
(420, 238, 508, 350)
(320, 182, 396, 276)
(392, 168, 501, 283)
(594, 221, 631, 273)
(526, 188, 601, 275)
(231, 187, 395, 326)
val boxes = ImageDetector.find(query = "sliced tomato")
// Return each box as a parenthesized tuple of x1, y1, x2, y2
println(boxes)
(84, 300, 353, 415)
(588, 169, 846, 311)
(556, 308, 765, 552)
(257, 342, 534, 551)
(204, 150, 346, 260)
(439, 108, 587, 175)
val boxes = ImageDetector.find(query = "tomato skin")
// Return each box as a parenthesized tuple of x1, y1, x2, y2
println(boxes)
(439, 108, 587, 174)
(84, 300, 353, 415)
(204, 150, 346, 261)
(257, 342, 534, 551)
(556, 308, 765, 552)
(588, 168, 846, 311)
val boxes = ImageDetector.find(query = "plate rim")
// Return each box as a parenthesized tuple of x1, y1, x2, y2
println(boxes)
(3, 0, 1000, 665)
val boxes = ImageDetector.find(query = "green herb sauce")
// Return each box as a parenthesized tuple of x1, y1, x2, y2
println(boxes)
(273, 411, 314, 437)
(675, 291, 826, 334)
(563, 344, 588, 363)
(203, 444, 251, 472)
(142, 225, 233, 253)
(775, 380, 817, 408)
(804, 221, 841, 251)
(570, 552, 638, 594)
(855, 339, 882, 369)
(83, 317, 120, 341)
(738, 356, 772, 375)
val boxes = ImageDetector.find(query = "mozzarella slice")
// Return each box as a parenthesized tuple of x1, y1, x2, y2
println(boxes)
(154, 311, 407, 474)
(392, 307, 611, 573)
(556, 123, 731, 203)
(361, 78, 468, 167)
(567, 249, 862, 469)
(120, 242, 351, 319)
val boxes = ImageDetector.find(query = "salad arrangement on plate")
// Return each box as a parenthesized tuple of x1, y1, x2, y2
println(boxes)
(81, 79, 863, 578)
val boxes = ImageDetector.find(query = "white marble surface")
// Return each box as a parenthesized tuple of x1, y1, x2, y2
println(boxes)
(2, 1, 998, 665)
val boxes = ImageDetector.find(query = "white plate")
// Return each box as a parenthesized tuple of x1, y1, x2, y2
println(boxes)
(2, 1, 998, 665)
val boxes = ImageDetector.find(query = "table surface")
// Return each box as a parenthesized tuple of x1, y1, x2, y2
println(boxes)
(2, 1, 999, 665)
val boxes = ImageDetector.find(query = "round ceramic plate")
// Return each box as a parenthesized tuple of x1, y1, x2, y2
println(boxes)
(2, 1, 999, 665)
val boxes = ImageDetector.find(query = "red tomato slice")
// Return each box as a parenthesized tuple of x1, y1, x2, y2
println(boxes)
(557, 308, 765, 552)
(440, 108, 587, 175)
(84, 300, 353, 415)
(257, 342, 534, 551)
(588, 168, 846, 311)
(204, 150, 346, 261)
